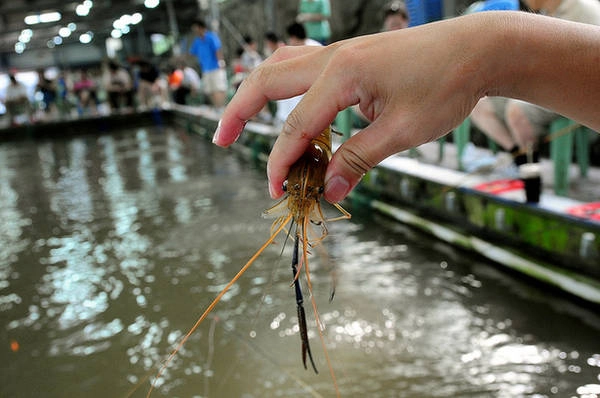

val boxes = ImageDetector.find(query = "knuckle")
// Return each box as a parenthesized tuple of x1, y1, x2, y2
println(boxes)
(269, 46, 294, 62)
(282, 111, 308, 141)
(243, 65, 274, 92)
(338, 143, 374, 178)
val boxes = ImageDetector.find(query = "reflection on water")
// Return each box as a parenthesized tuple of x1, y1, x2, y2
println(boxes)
(1, 126, 599, 398)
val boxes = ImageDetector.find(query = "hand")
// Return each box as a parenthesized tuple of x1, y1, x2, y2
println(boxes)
(215, 19, 483, 201)
(296, 13, 309, 23)
(213, 12, 600, 202)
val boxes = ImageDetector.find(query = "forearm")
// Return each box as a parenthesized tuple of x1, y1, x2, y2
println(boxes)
(473, 12, 600, 130)
(299, 12, 328, 22)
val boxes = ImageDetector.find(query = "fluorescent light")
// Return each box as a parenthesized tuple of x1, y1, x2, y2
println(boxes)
(111, 29, 123, 38)
(24, 15, 40, 25)
(53, 36, 63, 45)
(68, 23, 77, 31)
(15, 42, 26, 53)
(39, 11, 61, 23)
(25, 11, 61, 24)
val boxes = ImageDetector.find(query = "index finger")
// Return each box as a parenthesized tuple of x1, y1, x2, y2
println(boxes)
(212, 45, 325, 147)
(266, 45, 363, 198)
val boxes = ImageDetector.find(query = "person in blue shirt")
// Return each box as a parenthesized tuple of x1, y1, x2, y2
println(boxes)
(189, 19, 227, 109)
(465, 0, 520, 13)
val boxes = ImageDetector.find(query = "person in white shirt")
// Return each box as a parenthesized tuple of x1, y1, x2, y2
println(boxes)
(4, 74, 31, 126)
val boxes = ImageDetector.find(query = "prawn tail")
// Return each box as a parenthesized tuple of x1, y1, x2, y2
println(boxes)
(292, 234, 319, 374)
(302, 217, 341, 398)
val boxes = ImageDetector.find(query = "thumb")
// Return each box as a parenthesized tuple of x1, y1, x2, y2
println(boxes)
(324, 118, 414, 203)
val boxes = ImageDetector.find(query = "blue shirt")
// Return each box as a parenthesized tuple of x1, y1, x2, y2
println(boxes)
(189, 31, 222, 73)
(474, 0, 519, 12)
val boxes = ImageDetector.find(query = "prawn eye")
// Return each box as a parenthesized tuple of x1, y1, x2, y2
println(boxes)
(318, 186, 324, 194)
(282, 180, 288, 192)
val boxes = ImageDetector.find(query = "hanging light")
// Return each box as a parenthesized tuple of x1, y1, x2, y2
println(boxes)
(59, 27, 72, 37)
(75, 4, 90, 16)
(25, 11, 62, 24)
(144, 0, 160, 9)
(15, 42, 26, 53)
(131, 13, 143, 25)
(79, 31, 93, 44)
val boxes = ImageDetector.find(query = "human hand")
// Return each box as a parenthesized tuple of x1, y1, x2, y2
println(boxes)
(296, 13, 309, 23)
(214, 12, 600, 203)
(214, 17, 486, 202)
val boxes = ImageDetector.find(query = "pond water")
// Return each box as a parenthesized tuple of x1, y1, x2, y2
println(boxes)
(1, 126, 599, 398)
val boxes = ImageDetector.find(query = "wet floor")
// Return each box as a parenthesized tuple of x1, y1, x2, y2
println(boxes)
(1, 126, 599, 398)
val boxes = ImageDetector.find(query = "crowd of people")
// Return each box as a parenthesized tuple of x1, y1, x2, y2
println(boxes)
(1, 0, 598, 203)
(0, 60, 173, 127)
(0, 0, 333, 128)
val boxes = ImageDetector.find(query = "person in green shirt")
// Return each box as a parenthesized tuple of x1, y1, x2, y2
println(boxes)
(296, 0, 331, 44)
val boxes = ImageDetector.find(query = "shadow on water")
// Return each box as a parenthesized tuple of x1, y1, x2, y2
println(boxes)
(1, 126, 599, 398)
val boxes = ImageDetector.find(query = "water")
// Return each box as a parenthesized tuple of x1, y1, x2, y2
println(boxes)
(1, 126, 599, 398)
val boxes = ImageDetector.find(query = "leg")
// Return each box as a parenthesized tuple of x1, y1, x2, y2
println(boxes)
(471, 97, 516, 151)
(210, 90, 226, 108)
(505, 100, 538, 151)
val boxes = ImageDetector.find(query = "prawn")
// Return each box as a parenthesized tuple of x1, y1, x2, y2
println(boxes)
(138, 126, 350, 397)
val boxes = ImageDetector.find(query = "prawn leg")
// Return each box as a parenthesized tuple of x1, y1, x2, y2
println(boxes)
(135, 213, 293, 398)
(292, 233, 319, 374)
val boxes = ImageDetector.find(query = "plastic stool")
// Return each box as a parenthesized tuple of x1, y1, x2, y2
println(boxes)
(549, 116, 592, 196)
(436, 117, 470, 169)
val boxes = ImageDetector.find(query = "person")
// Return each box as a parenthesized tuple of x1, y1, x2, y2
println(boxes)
(240, 35, 263, 73)
(353, 0, 410, 126)
(264, 31, 286, 57)
(274, 23, 322, 126)
(104, 61, 134, 113)
(296, 0, 332, 44)
(189, 19, 228, 109)
(135, 59, 160, 110)
(3, 73, 31, 126)
(286, 22, 322, 47)
(469, 0, 600, 201)
(464, 0, 520, 13)
(168, 62, 202, 105)
(73, 68, 98, 116)
(382, 0, 410, 31)
(36, 69, 57, 120)
(212, 12, 600, 204)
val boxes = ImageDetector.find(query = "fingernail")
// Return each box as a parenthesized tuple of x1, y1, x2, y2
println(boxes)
(325, 175, 350, 202)
(212, 120, 221, 144)
(268, 182, 277, 199)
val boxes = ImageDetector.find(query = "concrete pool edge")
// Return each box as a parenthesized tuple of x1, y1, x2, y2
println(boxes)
(3, 106, 596, 306)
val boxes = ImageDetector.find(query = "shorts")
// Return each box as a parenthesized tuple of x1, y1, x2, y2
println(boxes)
(508, 99, 557, 136)
(490, 97, 557, 136)
(203, 69, 227, 94)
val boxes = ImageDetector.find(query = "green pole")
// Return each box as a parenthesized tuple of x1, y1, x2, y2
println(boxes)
(335, 107, 352, 141)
